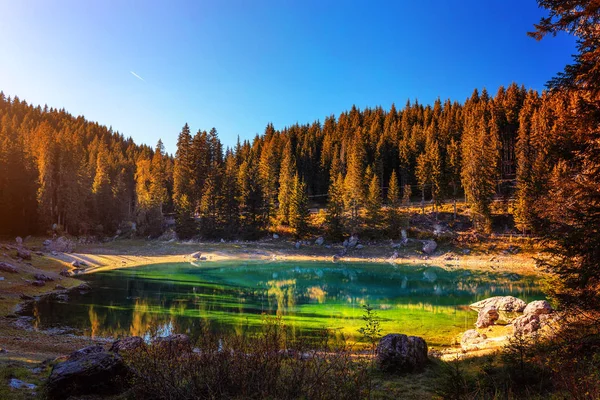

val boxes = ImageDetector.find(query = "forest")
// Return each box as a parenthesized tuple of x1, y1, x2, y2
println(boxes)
(0, 84, 579, 241)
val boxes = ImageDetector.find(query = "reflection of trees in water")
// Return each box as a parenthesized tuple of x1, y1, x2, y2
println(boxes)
(306, 286, 327, 303)
(267, 279, 296, 316)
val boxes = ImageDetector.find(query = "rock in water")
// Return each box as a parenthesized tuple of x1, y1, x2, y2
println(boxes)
(422, 240, 437, 254)
(46, 346, 129, 399)
(315, 237, 325, 246)
(470, 296, 527, 313)
(475, 305, 499, 328)
(376, 334, 428, 373)
(523, 300, 552, 316)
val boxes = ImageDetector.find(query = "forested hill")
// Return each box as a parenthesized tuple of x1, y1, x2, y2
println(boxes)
(0, 84, 580, 239)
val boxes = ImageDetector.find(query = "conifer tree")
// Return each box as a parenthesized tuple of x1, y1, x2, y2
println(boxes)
(289, 173, 310, 237)
(402, 184, 412, 206)
(386, 170, 403, 237)
(365, 167, 382, 229)
(325, 172, 345, 240)
(277, 141, 295, 225)
(343, 136, 366, 232)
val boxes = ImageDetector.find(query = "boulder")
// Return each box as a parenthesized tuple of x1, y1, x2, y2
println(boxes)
(272, 233, 280, 239)
(512, 314, 541, 335)
(470, 296, 527, 313)
(110, 336, 145, 354)
(15, 237, 23, 246)
(315, 237, 325, 246)
(332, 254, 340, 262)
(59, 269, 71, 277)
(31, 280, 46, 287)
(422, 240, 437, 255)
(55, 284, 66, 290)
(355, 244, 364, 250)
(0, 262, 19, 273)
(153, 334, 191, 352)
(295, 241, 301, 249)
(46, 346, 129, 399)
(376, 334, 428, 373)
(461, 329, 487, 347)
(16, 248, 31, 260)
(523, 300, 552, 316)
(475, 306, 499, 328)
(43, 239, 52, 247)
(348, 235, 359, 248)
(34, 273, 54, 282)
(9, 378, 36, 390)
(71, 260, 81, 268)
(45, 237, 75, 253)
(190, 252, 201, 260)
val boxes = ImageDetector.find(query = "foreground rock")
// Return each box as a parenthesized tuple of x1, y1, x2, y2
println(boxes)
(16, 248, 32, 260)
(376, 334, 428, 373)
(46, 346, 129, 399)
(470, 296, 527, 313)
(475, 305, 500, 328)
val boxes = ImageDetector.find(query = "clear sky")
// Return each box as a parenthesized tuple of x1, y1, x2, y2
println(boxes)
(0, 0, 575, 153)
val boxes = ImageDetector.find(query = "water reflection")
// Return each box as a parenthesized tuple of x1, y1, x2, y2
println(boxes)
(29, 261, 545, 347)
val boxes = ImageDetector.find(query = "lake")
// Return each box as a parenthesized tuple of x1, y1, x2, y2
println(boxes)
(27, 261, 544, 348)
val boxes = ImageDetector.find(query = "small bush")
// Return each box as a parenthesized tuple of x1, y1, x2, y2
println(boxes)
(125, 316, 372, 400)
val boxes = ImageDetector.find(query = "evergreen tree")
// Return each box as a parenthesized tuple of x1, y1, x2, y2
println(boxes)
(365, 167, 382, 230)
(343, 136, 366, 232)
(325, 172, 345, 240)
(288, 173, 310, 237)
(277, 141, 295, 225)
(386, 170, 403, 238)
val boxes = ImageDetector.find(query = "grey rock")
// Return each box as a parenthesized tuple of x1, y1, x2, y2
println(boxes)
(9, 378, 36, 390)
(0, 277, 4, 281)
(342, 239, 349, 247)
(43, 239, 52, 247)
(475, 305, 499, 328)
(422, 240, 437, 255)
(16, 248, 31, 260)
(295, 241, 301, 249)
(15, 237, 23, 246)
(272, 233, 279, 239)
(512, 314, 541, 335)
(55, 284, 66, 290)
(376, 334, 428, 373)
(190, 251, 201, 259)
(46, 346, 129, 399)
(470, 296, 527, 313)
(110, 336, 145, 353)
(355, 244, 364, 250)
(523, 300, 552, 316)
(461, 329, 487, 347)
(0, 262, 18, 273)
(153, 334, 191, 352)
(315, 237, 325, 246)
(34, 273, 54, 282)
(31, 280, 46, 287)
(348, 235, 359, 248)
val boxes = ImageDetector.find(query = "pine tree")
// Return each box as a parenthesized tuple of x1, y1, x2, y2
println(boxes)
(325, 172, 345, 240)
(402, 184, 412, 206)
(386, 170, 403, 238)
(288, 173, 310, 237)
(365, 167, 382, 230)
(277, 141, 295, 225)
(446, 138, 461, 219)
(343, 136, 366, 232)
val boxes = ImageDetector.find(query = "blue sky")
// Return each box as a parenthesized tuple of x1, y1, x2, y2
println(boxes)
(0, 0, 575, 153)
